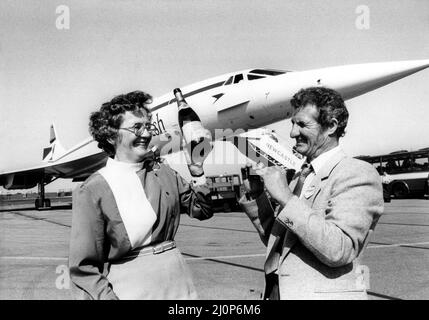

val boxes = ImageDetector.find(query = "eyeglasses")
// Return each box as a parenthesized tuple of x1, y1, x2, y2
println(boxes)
(119, 123, 157, 136)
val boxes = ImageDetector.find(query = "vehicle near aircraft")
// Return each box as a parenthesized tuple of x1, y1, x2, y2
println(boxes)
(205, 174, 242, 212)
(356, 148, 429, 199)
(1, 59, 429, 209)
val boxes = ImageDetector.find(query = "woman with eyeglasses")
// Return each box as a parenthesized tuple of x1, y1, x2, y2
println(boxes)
(68, 91, 213, 300)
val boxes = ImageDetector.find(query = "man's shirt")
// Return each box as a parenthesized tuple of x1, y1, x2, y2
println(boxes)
(300, 146, 342, 199)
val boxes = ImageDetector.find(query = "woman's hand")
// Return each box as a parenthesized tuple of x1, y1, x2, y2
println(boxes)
(182, 129, 213, 177)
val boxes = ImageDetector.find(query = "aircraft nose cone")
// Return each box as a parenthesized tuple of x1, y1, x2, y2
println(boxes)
(310, 59, 429, 100)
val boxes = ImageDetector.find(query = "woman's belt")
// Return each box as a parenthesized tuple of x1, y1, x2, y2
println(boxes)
(125, 240, 176, 259)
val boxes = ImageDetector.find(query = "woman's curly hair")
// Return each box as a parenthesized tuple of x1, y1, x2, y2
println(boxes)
(89, 91, 153, 156)
(290, 87, 349, 138)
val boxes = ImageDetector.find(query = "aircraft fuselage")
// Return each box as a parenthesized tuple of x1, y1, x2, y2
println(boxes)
(1, 59, 429, 190)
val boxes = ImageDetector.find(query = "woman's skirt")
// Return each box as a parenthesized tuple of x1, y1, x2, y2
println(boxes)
(107, 242, 197, 300)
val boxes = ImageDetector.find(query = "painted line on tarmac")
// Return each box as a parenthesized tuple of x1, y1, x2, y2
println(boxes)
(3, 241, 429, 262)
(367, 291, 402, 300)
(180, 223, 257, 234)
(0, 256, 68, 261)
(378, 222, 429, 227)
(184, 253, 266, 261)
(182, 252, 264, 272)
(367, 241, 429, 249)
(0, 253, 266, 262)
(6, 211, 71, 228)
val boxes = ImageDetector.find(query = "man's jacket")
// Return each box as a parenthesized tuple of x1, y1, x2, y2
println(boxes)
(240, 150, 384, 299)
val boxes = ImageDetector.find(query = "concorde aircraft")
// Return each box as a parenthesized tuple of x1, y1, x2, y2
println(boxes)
(1, 59, 429, 209)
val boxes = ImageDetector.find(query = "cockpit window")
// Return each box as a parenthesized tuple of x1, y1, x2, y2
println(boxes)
(247, 74, 266, 81)
(222, 69, 287, 87)
(248, 69, 286, 76)
(233, 74, 244, 84)
(224, 76, 233, 86)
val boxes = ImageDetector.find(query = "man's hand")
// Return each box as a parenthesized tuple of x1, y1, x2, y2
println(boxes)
(241, 164, 265, 200)
(254, 163, 293, 207)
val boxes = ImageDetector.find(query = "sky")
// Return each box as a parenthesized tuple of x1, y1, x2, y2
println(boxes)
(1, 0, 429, 193)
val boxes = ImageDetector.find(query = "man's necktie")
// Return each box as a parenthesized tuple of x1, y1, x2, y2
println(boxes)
(264, 162, 313, 274)
(293, 162, 313, 197)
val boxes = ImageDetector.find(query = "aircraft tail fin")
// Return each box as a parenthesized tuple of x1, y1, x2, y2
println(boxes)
(42, 123, 66, 162)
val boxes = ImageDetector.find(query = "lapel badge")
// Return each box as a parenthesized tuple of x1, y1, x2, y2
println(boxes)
(304, 185, 316, 199)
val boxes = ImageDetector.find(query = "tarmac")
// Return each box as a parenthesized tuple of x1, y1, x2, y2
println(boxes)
(0, 199, 428, 300)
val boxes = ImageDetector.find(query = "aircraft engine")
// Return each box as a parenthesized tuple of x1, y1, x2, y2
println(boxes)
(0, 172, 43, 190)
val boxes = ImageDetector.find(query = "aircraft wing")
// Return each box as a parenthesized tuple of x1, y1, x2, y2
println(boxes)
(0, 164, 48, 190)
(0, 151, 107, 190)
(0, 129, 177, 190)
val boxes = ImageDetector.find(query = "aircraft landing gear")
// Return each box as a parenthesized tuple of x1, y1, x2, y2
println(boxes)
(35, 177, 51, 210)
(35, 198, 51, 210)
